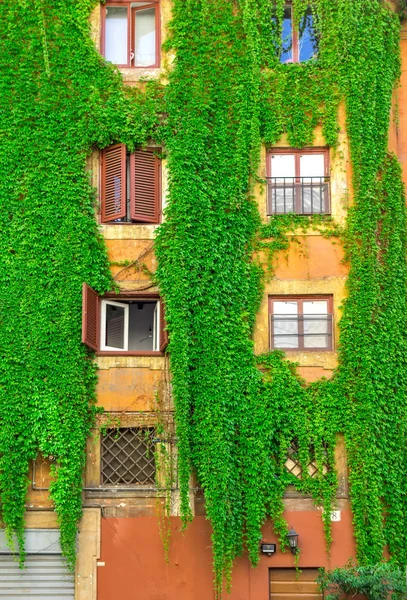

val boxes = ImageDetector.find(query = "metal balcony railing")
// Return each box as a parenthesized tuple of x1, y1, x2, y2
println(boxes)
(267, 176, 330, 215)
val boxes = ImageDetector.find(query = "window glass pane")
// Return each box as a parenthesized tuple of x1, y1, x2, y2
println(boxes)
(273, 301, 298, 348)
(281, 6, 293, 63)
(272, 154, 296, 179)
(105, 304, 126, 349)
(105, 6, 128, 64)
(129, 301, 157, 351)
(300, 154, 325, 213)
(270, 155, 296, 213)
(303, 300, 328, 315)
(135, 8, 156, 66)
(302, 185, 326, 214)
(272, 187, 295, 213)
(299, 8, 317, 62)
(299, 154, 324, 178)
(303, 301, 329, 348)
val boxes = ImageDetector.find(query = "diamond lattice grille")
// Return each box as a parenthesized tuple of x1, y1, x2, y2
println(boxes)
(101, 427, 156, 485)
(285, 439, 327, 480)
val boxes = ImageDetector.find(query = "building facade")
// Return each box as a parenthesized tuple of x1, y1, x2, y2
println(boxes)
(2, 1, 407, 599)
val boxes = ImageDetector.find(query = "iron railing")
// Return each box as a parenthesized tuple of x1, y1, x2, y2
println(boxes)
(267, 176, 330, 215)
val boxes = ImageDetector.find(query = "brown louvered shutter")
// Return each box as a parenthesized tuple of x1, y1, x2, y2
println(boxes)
(160, 300, 169, 352)
(82, 283, 99, 351)
(101, 144, 126, 222)
(130, 148, 160, 223)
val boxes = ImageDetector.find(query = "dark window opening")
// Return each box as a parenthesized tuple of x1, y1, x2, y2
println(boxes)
(102, 299, 160, 352)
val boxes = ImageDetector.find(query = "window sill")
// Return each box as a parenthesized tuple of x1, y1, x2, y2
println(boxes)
(271, 348, 333, 353)
(119, 66, 162, 83)
(96, 350, 163, 357)
(85, 486, 165, 499)
(100, 222, 159, 240)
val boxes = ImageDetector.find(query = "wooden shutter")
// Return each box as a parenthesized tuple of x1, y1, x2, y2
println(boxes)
(130, 148, 160, 223)
(82, 283, 99, 351)
(101, 144, 126, 222)
(159, 300, 169, 352)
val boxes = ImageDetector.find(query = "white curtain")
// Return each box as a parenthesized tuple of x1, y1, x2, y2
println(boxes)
(303, 300, 329, 348)
(135, 8, 156, 66)
(105, 7, 128, 64)
(271, 154, 295, 213)
(273, 301, 299, 348)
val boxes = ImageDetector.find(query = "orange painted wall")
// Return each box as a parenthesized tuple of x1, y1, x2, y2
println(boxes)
(98, 514, 356, 600)
(96, 367, 162, 411)
(272, 236, 347, 281)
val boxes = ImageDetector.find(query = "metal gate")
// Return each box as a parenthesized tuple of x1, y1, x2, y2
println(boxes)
(0, 529, 74, 599)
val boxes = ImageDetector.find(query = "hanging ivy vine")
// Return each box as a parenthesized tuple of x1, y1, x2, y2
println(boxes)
(156, 0, 407, 594)
(1, 0, 406, 596)
(0, 0, 161, 567)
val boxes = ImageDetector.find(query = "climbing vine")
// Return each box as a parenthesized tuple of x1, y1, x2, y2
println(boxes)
(156, 0, 407, 594)
(0, 0, 161, 567)
(1, 0, 406, 596)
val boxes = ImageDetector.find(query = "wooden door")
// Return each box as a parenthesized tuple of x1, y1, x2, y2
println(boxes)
(270, 568, 321, 600)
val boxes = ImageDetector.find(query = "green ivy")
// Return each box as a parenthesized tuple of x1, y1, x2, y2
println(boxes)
(0, 0, 161, 567)
(1, 0, 406, 596)
(156, 0, 406, 594)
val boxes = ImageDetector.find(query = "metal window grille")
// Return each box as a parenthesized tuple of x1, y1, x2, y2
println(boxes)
(267, 177, 330, 215)
(285, 439, 328, 479)
(101, 427, 156, 485)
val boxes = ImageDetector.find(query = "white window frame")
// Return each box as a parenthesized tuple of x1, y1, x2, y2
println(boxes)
(100, 299, 129, 351)
(153, 301, 160, 352)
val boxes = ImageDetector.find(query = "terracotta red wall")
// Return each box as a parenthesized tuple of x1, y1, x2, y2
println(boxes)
(97, 513, 355, 600)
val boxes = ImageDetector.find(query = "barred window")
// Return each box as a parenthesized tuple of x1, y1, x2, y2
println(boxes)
(101, 427, 156, 485)
(285, 439, 328, 479)
(266, 149, 330, 215)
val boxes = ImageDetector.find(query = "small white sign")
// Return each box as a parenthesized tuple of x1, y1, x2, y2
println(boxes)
(330, 510, 341, 522)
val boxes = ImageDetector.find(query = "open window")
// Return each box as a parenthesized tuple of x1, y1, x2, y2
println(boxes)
(269, 296, 333, 351)
(274, 2, 318, 63)
(101, 144, 161, 224)
(82, 284, 168, 354)
(102, 1, 160, 68)
(267, 148, 330, 215)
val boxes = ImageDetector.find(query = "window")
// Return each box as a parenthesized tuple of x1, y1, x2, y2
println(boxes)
(101, 427, 156, 485)
(101, 144, 161, 224)
(267, 148, 330, 215)
(274, 3, 318, 63)
(82, 284, 168, 354)
(102, 1, 160, 68)
(285, 438, 328, 479)
(269, 296, 333, 350)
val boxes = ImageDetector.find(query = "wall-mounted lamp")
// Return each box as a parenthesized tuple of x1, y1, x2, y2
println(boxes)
(260, 542, 276, 557)
(286, 527, 299, 555)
